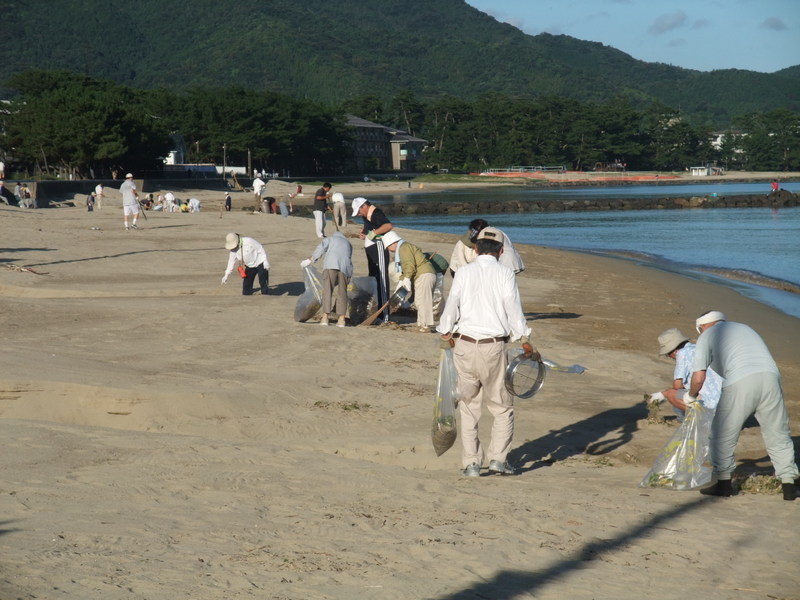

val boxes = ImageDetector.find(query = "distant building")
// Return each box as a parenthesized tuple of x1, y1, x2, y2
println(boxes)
(345, 115, 427, 172)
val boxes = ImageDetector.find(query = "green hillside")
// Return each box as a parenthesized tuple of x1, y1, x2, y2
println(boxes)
(1, 0, 797, 125)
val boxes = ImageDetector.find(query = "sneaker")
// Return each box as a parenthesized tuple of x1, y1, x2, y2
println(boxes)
(131, 223, 139, 229)
(417, 326, 431, 333)
(488, 460, 518, 476)
(336, 316, 346, 328)
(125, 226, 129, 231)
(319, 315, 329, 326)
(462, 463, 481, 478)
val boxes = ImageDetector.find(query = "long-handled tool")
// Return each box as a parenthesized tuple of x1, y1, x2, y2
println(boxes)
(541, 358, 586, 374)
(358, 289, 404, 327)
(137, 200, 148, 220)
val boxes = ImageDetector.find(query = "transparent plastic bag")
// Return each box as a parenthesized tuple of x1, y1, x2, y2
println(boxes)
(639, 403, 715, 490)
(294, 266, 324, 322)
(432, 348, 460, 457)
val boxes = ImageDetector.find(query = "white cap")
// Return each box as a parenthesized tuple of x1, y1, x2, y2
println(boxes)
(696, 310, 726, 331)
(351, 197, 367, 216)
(476, 226, 505, 244)
(125, 173, 134, 179)
(225, 232, 240, 250)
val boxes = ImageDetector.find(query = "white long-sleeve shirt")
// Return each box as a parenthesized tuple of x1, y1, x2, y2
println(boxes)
(224, 236, 269, 277)
(437, 254, 531, 342)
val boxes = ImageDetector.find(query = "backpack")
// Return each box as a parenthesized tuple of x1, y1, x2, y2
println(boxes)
(424, 251, 449, 274)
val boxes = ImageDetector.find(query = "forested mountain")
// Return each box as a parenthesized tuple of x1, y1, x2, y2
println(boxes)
(1, 0, 797, 126)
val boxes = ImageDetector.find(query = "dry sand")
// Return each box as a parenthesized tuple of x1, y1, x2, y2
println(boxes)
(1, 181, 799, 600)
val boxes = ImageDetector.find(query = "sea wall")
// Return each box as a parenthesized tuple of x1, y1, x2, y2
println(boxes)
(291, 189, 798, 217)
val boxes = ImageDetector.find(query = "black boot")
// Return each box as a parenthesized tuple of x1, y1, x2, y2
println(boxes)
(700, 479, 733, 497)
(782, 483, 796, 501)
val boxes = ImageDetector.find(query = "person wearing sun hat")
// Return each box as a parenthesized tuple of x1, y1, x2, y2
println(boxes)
(654, 327, 723, 423)
(221, 232, 270, 295)
(690, 310, 798, 500)
(381, 230, 437, 332)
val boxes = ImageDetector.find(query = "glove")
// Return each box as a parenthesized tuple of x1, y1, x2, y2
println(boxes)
(684, 394, 698, 406)
(300, 259, 312, 268)
(366, 230, 378, 240)
(221, 274, 228, 285)
(396, 278, 412, 293)
(439, 334, 454, 350)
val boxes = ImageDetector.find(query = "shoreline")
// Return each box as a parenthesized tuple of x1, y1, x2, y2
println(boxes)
(1, 189, 799, 599)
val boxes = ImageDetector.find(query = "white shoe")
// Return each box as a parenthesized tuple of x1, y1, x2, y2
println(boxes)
(319, 315, 329, 326)
(336, 316, 346, 328)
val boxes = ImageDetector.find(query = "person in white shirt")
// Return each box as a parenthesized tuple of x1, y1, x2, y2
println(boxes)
(330, 191, 347, 230)
(221, 232, 270, 295)
(120, 173, 140, 230)
(94, 183, 105, 210)
(449, 219, 524, 275)
(437, 227, 538, 478)
(252, 175, 266, 206)
(188, 198, 201, 212)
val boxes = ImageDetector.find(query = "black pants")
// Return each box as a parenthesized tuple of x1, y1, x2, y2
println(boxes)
(243, 263, 269, 295)
(365, 241, 389, 321)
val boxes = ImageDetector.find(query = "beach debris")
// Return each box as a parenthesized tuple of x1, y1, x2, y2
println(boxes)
(4, 264, 48, 275)
(736, 474, 782, 495)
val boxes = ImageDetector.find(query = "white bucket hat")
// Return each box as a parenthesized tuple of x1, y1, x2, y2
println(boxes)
(380, 230, 402, 249)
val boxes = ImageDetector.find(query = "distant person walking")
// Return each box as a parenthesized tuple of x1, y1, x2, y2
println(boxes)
(224, 191, 232, 212)
(313, 182, 332, 238)
(120, 173, 140, 230)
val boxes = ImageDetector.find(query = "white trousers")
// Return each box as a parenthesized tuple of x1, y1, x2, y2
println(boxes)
(313, 210, 326, 238)
(710, 372, 799, 482)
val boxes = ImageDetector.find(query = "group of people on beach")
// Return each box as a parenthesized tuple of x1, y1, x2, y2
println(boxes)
(222, 184, 540, 478)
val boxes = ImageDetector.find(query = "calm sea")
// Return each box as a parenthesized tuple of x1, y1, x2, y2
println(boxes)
(378, 182, 800, 319)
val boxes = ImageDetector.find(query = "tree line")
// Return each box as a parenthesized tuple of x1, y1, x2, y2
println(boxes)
(2, 70, 798, 179)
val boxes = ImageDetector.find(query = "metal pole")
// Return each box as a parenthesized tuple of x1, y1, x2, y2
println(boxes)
(223, 143, 227, 182)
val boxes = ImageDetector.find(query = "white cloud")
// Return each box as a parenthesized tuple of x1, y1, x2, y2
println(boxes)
(648, 10, 688, 35)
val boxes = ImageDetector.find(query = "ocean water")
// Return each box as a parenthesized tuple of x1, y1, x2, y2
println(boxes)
(380, 184, 800, 319)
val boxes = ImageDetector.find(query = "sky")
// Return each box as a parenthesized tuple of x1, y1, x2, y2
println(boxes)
(465, 0, 799, 73)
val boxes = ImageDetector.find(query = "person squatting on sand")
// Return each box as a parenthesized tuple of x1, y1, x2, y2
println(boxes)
(381, 230, 437, 333)
(449, 218, 524, 275)
(120, 173, 140, 230)
(436, 227, 538, 477)
(655, 328, 722, 422)
(221, 233, 270, 296)
(689, 311, 799, 500)
(301, 231, 353, 328)
(353, 197, 393, 324)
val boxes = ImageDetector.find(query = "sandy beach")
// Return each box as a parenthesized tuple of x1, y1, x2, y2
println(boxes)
(1, 180, 798, 600)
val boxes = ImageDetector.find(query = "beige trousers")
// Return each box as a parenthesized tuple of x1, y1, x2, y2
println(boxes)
(453, 338, 514, 468)
(322, 269, 349, 317)
(414, 272, 437, 327)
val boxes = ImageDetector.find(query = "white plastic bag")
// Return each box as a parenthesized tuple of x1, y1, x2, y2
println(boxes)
(639, 403, 715, 490)
(293, 266, 324, 322)
(432, 348, 460, 457)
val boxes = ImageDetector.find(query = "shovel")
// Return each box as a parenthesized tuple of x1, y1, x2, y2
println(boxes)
(542, 358, 587, 374)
